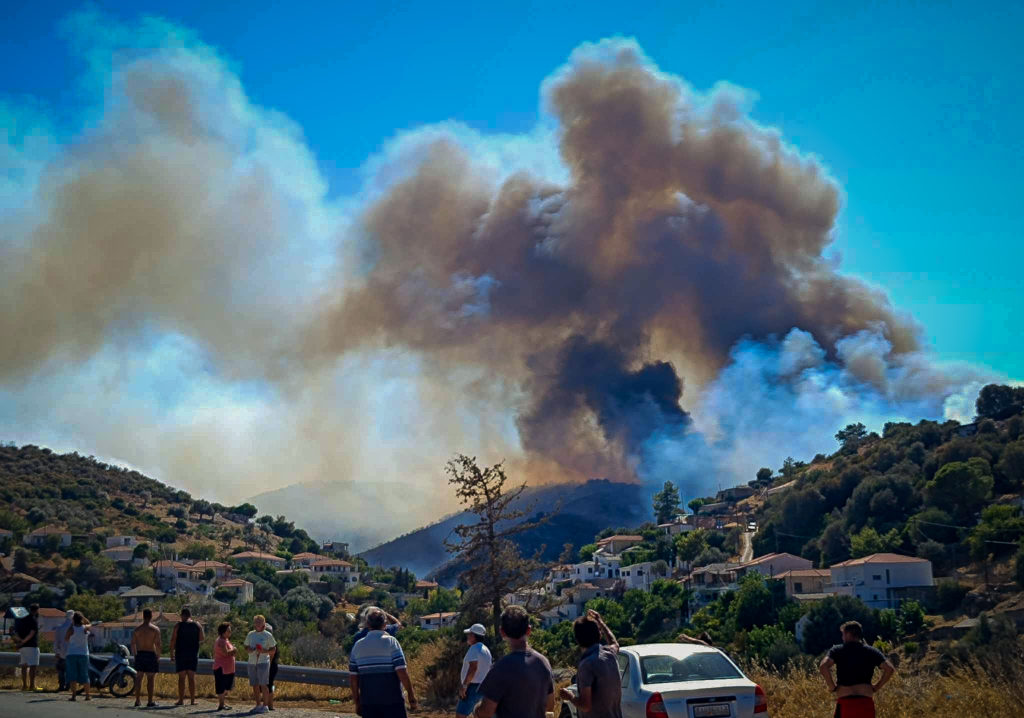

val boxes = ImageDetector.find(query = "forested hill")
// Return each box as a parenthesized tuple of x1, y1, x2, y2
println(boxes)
(0, 442, 318, 560)
(751, 384, 1024, 573)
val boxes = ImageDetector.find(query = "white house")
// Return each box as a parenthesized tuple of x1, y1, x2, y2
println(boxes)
(736, 553, 812, 579)
(828, 553, 934, 609)
(596, 535, 644, 555)
(593, 551, 623, 579)
(105, 535, 140, 549)
(774, 569, 830, 598)
(418, 612, 459, 630)
(152, 560, 208, 593)
(118, 585, 167, 612)
(217, 578, 254, 605)
(291, 552, 326, 569)
(192, 561, 232, 580)
(539, 602, 581, 628)
(620, 561, 667, 591)
(23, 526, 71, 548)
(310, 559, 360, 584)
(658, 517, 695, 537)
(231, 551, 287, 569)
(571, 561, 598, 582)
(546, 565, 575, 593)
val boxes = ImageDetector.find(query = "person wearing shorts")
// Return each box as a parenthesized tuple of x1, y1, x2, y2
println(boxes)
(14, 603, 40, 692)
(213, 622, 237, 711)
(266, 624, 280, 711)
(244, 614, 276, 714)
(820, 621, 896, 718)
(131, 608, 162, 707)
(170, 607, 204, 706)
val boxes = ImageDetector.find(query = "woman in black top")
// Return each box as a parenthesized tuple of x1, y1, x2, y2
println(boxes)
(170, 608, 205, 706)
(819, 621, 895, 718)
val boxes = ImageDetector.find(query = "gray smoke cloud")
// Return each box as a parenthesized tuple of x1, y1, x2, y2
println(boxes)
(0, 19, 995, 538)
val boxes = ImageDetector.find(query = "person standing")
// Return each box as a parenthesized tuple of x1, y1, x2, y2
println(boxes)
(54, 609, 74, 692)
(474, 606, 555, 718)
(819, 620, 896, 718)
(14, 603, 40, 692)
(456, 623, 492, 718)
(131, 608, 162, 708)
(170, 607, 204, 706)
(266, 624, 279, 711)
(348, 607, 417, 718)
(213, 622, 237, 711)
(64, 612, 91, 702)
(559, 609, 622, 718)
(244, 614, 277, 714)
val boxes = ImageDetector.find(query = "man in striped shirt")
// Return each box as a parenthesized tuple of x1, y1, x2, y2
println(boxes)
(348, 608, 418, 718)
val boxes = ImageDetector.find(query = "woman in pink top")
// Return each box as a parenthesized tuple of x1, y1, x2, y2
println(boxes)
(213, 623, 237, 711)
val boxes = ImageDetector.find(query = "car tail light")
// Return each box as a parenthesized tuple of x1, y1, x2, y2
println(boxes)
(646, 692, 668, 718)
(754, 684, 768, 713)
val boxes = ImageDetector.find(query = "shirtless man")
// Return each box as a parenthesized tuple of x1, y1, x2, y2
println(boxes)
(819, 620, 895, 718)
(131, 609, 162, 708)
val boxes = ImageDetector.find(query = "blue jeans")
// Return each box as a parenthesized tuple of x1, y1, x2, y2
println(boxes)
(456, 683, 483, 716)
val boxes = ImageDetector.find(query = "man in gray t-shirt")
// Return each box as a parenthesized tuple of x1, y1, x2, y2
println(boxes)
(560, 609, 623, 718)
(475, 606, 554, 718)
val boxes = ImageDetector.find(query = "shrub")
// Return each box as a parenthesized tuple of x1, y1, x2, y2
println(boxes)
(745, 625, 800, 669)
(935, 580, 970, 612)
(290, 634, 346, 666)
(902, 640, 919, 655)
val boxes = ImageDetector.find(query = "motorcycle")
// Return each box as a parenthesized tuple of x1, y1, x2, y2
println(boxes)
(85, 644, 138, 697)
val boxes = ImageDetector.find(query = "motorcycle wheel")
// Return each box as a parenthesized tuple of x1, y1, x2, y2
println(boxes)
(108, 671, 137, 698)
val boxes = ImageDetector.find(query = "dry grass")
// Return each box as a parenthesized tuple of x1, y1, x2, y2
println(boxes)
(750, 662, 1024, 718)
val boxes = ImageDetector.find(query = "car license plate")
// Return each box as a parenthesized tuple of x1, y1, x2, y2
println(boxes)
(693, 704, 731, 717)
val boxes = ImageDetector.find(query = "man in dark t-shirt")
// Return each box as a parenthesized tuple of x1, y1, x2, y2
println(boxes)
(560, 609, 622, 718)
(15, 604, 40, 691)
(475, 606, 554, 718)
(819, 620, 895, 718)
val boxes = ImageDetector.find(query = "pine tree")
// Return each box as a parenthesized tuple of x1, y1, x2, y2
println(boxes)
(443, 454, 548, 642)
(652, 481, 681, 524)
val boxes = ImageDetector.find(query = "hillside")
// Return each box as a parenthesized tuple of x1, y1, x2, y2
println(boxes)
(0, 442, 319, 595)
(247, 478, 441, 552)
(748, 386, 1024, 583)
(360, 478, 650, 578)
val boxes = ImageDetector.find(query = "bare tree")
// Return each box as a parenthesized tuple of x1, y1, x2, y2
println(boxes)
(443, 454, 551, 642)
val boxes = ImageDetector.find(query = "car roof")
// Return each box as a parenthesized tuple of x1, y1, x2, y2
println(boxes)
(622, 643, 722, 658)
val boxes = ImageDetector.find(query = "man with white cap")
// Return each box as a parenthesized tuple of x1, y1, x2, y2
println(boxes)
(457, 623, 492, 718)
(54, 609, 75, 692)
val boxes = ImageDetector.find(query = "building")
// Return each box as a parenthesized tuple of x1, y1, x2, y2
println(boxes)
(545, 565, 575, 593)
(418, 612, 459, 630)
(231, 551, 287, 569)
(35, 607, 70, 636)
(565, 582, 615, 606)
(310, 559, 359, 583)
(191, 561, 232, 580)
(414, 580, 439, 597)
(620, 561, 664, 591)
(828, 554, 934, 609)
(685, 563, 741, 606)
(91, 611, 182, 650)
(105, 535, 140, 549)
(596, 535, 644, 555)
(736, 553, 812, 580)
(152, 560, 209, 593)
(100, 546, 148, 567)
(0, 572, 47, 599)
(216, 578, 254, 605)
(291, 552, 326, 569)
(0, 528, 13, 543)
(774, 569, 830, 598)
(322, 541, 350, 557)
(23, 525, 71, 548)
(571, 561, 598, 582)
(717, 486, 757, 503)
(658, 517, 695, 537)
(539, 602, 581, 628)
(118, 585, 167, 612)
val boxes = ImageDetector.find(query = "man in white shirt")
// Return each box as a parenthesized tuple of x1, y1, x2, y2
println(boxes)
(244, 615, 277, 714)
(457, 623, 492, 718)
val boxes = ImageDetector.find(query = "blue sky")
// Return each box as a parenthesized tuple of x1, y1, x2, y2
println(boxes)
(6, 1, 1020, 377)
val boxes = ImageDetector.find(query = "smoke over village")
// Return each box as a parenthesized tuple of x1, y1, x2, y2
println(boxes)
(0, 14, 995, 542)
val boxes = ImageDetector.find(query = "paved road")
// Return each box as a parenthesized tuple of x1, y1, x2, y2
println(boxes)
(0, 691, 355, 717)
(739, 530, 754, 563)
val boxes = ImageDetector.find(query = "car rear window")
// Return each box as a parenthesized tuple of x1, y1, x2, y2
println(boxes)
(640, 652, 742, 685)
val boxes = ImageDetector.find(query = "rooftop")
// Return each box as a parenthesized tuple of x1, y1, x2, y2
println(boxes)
(232, 551, 284, 561)
(773, 569, 830, 578)
(831, 553, 931, 567)
(219, 578, 253, 588)
(420, 612, 459, 619)
(119, 585, 167, 597)
(311, 559, 354, 567)
(597, 535, 643, 543)
(28, 525, 69, 535)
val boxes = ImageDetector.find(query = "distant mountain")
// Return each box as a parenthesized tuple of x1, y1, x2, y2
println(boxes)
(358, 479, 651, 579)
(246, 479, 442, 553)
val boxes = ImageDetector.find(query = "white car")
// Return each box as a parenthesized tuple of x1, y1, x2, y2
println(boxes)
(559, 643, 768, 718)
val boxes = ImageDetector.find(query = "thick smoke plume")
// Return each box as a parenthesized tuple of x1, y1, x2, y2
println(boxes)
(0, 19, 995, 542)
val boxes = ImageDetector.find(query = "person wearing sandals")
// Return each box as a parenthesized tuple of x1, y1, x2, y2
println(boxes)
(213, 622, 237, 711)
(64, 612, 92, 702)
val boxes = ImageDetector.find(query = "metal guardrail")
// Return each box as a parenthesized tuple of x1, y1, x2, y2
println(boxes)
(0, 652, 350, 687)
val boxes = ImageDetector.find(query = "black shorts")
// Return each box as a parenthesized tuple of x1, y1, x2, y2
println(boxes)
(214, 668, 235, 694)
(135, 651, 159, 674)
(268, 661, 278, 690)
(175, 654, 199, 673)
